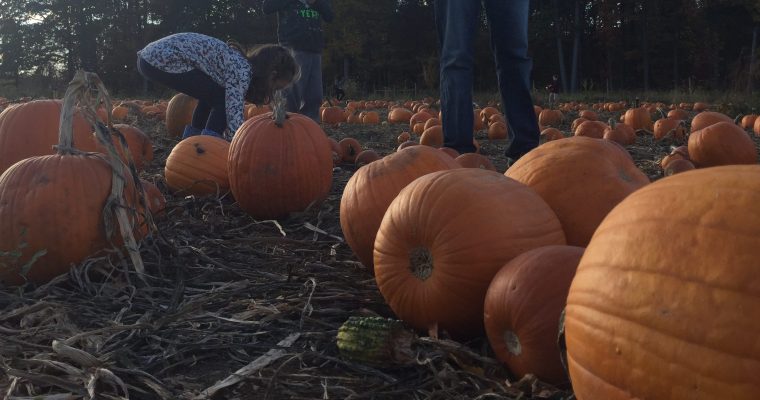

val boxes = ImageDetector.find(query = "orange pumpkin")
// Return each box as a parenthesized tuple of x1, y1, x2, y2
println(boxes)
(603, 121, 636, 145)
(688, 121, 757, 167)
(354, 149, 381, 167)
(101, 124, 154, 171)
(374, 168, 566, 338)
(165, 93, 198, 137)
(388, 108, 413, 124)
(0, 100, 97, 175)
(487, 121, 509, 140)
(653, 117, 686, 141)
(229, 111, 333, 219)
(164, 135, 230, 196)
(623, 107, 653, 131)
(540, 127, 565, 143)
(339, 137, 362, 163)
(690, 111, 732, 133)
(574, 120, 608, 139)
(663, 158, 695, 176)
(565, 165, 760, 400)
(340, 146, 458, 269)
(321, 106, 345, 125)
(484, 245, 584, 385)
(505, 136, 649, 246)
(454, 153, 496, 171)
(538, 109, 563, 127)
(420, 125, 443, 148)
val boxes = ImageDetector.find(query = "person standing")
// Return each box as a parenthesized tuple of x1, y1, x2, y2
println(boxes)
(435, 0, 539, 163)
(546, 74, 560, 107)
(263, 0, 334, 122)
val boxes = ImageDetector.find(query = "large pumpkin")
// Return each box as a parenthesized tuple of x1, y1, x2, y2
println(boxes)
(623, 107, 653, 131)
(0, 100, 96, 175)
(505, 136, 649, 247)
(373, 168, 566, 338)
(340, 146, 459, 270)
(565, 165, 760, 400)
(165, 135, 230, 196)
(0, 72, 143, 285)
(165, 93, 198, 137)
(484, 245, 584, 386)
(687, 121, 757, 167)
(690, 110, 732, 133)
(229, 110, 333, 219)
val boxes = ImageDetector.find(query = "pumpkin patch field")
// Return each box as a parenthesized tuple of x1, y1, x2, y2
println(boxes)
(2, 82, 760, 399)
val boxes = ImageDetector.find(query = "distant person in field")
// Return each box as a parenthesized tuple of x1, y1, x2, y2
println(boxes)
(333, 76, 346, 102)
(546, 74, 560, 107)
(263, 0, 334, 122)
(136, 32, 298, 140)
(435, 0, 540, 165)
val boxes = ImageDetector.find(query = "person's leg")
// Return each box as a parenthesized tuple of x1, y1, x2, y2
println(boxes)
(435, 0, 481, 153)
(482, 0, 539, 159)
(301, 53, 323, 122)
(137, 57, 227, 136)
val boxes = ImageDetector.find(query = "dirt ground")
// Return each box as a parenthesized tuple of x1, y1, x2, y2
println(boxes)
(2, 101, 758, 399)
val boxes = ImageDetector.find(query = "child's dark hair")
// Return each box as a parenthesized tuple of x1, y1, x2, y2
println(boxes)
(228, 40, 299, 105)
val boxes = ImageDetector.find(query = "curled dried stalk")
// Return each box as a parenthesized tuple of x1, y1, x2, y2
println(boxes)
(272, 89, 288, 127)
(58, 70, 146, 280)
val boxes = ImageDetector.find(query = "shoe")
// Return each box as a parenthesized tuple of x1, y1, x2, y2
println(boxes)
(182, 125, 202, 139)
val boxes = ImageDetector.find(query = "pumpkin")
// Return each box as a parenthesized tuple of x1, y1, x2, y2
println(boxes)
(484, 245, 584, 386)
(165, 135, 230, 196)
(540, 127, 564, 143)
(505, 136, 649, 247)
(570, 117, 589, 133)
(692, 101, 709, 112)
(740, 114, 758, 130)
(373, 168, 566, 338)
(328, 137, 343, 166)
(0, 100, 96, 175)
(690, 111, 732, 133)
(603, 120, 636, 145)
(574, 120, 608, 139)
(623, 107, 653, 131)
(423, 117, 441, 131)
(229, 109, 333, 219)
(388, 108, 413, 124)
(397, 140, 418, 151)
(487, 121, 509, 140)
(101, 124, 154, 171)
(538, 109, 563, 127)
(663, 158, 695, 176)
(420, 125, 443, 148)
(687, 121, 757, 167)
(141, 179, 166, 217)
(165, 93, 198, 137)
(565, 165, 760, 400)
(361, 111, 380, 124)
(340, 145, 458, 270)
(454, 153, 496, 171)
(0, 72, 144, 285)
(653, 118, 686, 141)
(439, 147, 460, 158)
(336, 316, 415, 367)
(579, 110, 598, 121)
(667, 108, 688, 120)
(409, 111, 433, 128)
(355, 149, 381, 167)
(397, 131, 411, 145)
(339, 137, 363, 163)
(321, 106, 345, 125)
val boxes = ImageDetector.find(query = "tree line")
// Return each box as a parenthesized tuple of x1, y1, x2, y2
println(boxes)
(0, 0, 758, 98)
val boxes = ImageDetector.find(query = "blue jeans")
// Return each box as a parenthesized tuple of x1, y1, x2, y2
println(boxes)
(284, 50, 323, 122)
(435, 0, 539, 156)
(137, 57, 227, 135)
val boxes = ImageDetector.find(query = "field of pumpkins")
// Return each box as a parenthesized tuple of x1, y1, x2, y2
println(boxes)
(1, 73, 760, 399)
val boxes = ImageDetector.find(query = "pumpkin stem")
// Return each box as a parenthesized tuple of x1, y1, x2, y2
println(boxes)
(58, 70, 147, 281)
(272, 90, 288, 127)
(409, 247, 433, 280)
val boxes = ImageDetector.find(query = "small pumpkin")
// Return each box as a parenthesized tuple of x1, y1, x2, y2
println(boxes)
(484, 245, 584, 386)
(164, 135, 230, 196)
(165, 93, 198, 138)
